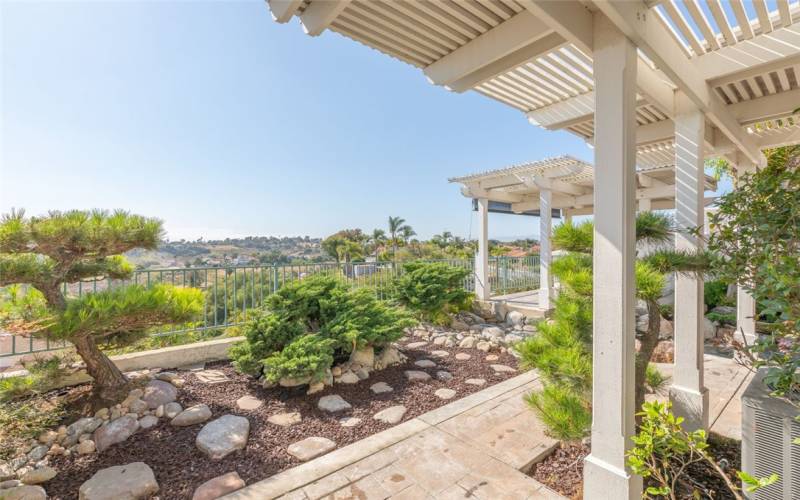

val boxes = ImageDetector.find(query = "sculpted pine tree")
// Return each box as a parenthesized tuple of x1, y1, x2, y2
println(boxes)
(0, 209, 203, 402)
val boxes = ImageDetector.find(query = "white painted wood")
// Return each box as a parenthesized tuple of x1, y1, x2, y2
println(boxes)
(669, 92, 709, 433)
(638, 198, 652, 212)
(300, 0, 352, 36)
(582, 13, 641, 500)
(708, 0, 737, 47)
(736, 286, 757, 345)
(595, 0, 767, 167)
(538, 188, 553, 310)
(522, 0, 593, 54)
(729, 87, 800, 125)
(730, 0, 755, 40)
(697, 25, 800, 82)
(268, 0, 303, 23)
(475, 198, 490, 301)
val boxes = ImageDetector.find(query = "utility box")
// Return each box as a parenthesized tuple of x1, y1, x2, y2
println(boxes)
(741, 369, 800, 499)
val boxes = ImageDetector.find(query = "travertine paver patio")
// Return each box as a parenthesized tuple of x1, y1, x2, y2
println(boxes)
(223, 370, 563, 500)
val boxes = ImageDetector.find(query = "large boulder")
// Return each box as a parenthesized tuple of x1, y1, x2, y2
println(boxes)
(1, 485, 47, 500)
(505, 310, 525, 329)
(374, 345, 405, 370)
(79, 462, 158, 500)
(349, 346, 374, 367)
(142, 380, 177, 409)
(703, 317, 718, 339)
(93, 415, 139, 453)
(196, 415, 250, 460)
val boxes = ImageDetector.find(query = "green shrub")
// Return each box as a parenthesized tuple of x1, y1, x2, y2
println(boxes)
(392, 261, 471, 324)
(230, 274, 414, 382)
(704, 280, 732, 310)
(645, 364, 669, 393)
(524, 385, 591, 441)
(0, 356, 68, 402)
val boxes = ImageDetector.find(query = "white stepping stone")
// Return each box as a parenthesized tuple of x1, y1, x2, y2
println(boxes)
(373, 405, 407, 424)
(318, 395, 352, 413)
(404, 370, 431, 382)
(370, 382, 393, 394)
(195, 369, 231, 384)
(431, 350, 450, 358)
(490, 364, 517, 373)
(196, 415, 250, 459)
(406, 342, 428, 349)
(435, 388, 457, 400)
(465, 378, 486, 386)
(268, 412, 302, 427)
(414, 359, 436, 368)
(455, 353, 472, 361)
(236, 395, 263, 411)
(339, 417, 361, 427)
(287, 437, 336, 462)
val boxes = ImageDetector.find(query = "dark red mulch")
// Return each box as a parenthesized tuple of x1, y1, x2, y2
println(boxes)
(45, 342, 520, 499)
(530, 441, 588, 500)
(529, 434, 741, 500)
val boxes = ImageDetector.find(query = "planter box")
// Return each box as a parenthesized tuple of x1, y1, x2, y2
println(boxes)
(741, 369, 800, 499)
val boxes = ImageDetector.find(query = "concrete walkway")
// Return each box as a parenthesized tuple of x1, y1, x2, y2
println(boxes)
(224, 370, 562, 500)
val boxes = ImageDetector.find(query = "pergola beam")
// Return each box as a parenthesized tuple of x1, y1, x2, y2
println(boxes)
(594, 0, 766, 167)
(460, 186, 523, 204)
(729, 88, 800, 126)
(300, 0, 351, 36)
(267, 0, 302, 24)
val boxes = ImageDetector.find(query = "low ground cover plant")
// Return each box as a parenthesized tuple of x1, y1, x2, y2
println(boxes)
(391, 261, 471, 325)
(230, 274, 414, 384)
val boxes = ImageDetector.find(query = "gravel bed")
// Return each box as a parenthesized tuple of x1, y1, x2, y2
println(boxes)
(45, 341, 521, 499)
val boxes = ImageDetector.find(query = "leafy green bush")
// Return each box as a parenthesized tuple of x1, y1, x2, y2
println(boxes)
(231, 274, 414, 382)
(645, 364, 669, 393)
(524, 384, 590, 441)
(704, 280, 732, 310)
(0, 356, 68, 402)
(392, 261, 471, 324)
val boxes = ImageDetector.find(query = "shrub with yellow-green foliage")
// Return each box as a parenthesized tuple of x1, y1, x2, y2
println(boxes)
(391, 261, 471, 325)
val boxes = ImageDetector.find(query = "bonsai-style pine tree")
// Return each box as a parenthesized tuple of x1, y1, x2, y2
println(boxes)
(0, 209, 203, 402)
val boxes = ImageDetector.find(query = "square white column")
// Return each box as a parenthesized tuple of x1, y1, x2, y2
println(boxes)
(669, 92, 709, 432)
(637, 198, 651, 212)
(582, 13, 641, 500)
(539, 189, 553, 310)
(475, 197, 490, 301)
(736, 286, 757, 344)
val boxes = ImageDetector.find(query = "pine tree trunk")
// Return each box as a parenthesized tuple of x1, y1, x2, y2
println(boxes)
(73, 334, 130, 403)
(634, 299, 663, 419)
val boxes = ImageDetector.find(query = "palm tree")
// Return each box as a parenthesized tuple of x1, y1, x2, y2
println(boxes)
(441, 231, 453, 245)
(400, 225, 416, 244)
(370, 229, 386, 259)
(387, 216, 406, 259)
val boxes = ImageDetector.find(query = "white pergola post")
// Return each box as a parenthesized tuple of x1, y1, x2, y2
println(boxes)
(736, 286, 757, 345)
(563, 209, 573, 225)
(539, 188, 553, 310)
(637, 198, 651, 212)
(475, 197, 490, 301)
(582, 13, 641, 499)
(669, 92, 709, 432)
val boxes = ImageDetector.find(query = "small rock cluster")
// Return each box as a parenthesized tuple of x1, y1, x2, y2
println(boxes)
(408, 310, 537, 355)
(266, 344, 407, 394)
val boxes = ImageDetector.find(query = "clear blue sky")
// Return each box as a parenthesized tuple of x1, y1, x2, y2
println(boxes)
(1, 1, 729, 242)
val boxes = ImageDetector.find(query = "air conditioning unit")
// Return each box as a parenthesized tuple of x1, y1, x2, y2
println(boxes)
(741, 369, 800, 499)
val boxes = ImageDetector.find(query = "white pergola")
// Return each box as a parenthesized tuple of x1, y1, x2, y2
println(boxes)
(448, 154, 718, 309)
(265, 1, 799, 497)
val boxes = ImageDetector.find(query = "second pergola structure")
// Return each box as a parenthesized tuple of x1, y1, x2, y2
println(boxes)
(266, 0, 799, 497)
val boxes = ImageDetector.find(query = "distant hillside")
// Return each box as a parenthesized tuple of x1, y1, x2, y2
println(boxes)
(125, 236, 324, 269)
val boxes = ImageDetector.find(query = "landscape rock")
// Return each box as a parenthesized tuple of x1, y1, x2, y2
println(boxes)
(659, 317, 674, 339)
(20, 467, 56, 485)
(405, 341, 428, 349)
(0, 485, 46, 500)
(355, 368, 370, 380)
(77, 440, 96, 455)
(414, 359, 436, 368)
(164, 402, 182, 419)
(194, 369, 231, 384)
(481, 326, 505, 339)
(375, 345, 405, 369)
(485, 354, 499, 361)
(192, 472, 245, 500)
(339, 417, 361, 427)
(142, 380, 177, 409)
(450, 319, 469, 331)
(336, 371, 360, 384)
(121, 389, 144, 407)
(436, 371, 453, 382)
(404, 370, 431, 382)
(465, 378, 486, 386)
(138, 416, 159, 430)
(93, 415, 138, 453)
(26, 445, 48, 462)
(37, 431, 57, 446)
(196, 415, 250, 460)
(703, 317, 718, 339)
(506, 311, 525, 328)
(279, 376, 311, 387)
(434, 388, 457, 400)
(171, 404, 212, 427)
(454, 353, 471, 361)
(236, 395, 263, 411)
(349, 346, 374, 367)
(287, 437, 336, 462)
(370, 382, 393, 394)
(128, 399, 149, 415)
(267, 412, 302, 427)
(490, 364, 516, 373)
(373, 405, 407, 425)
(65, 417, 103, 446)
(458, 337, 476, 349)
(430, 350, 449, 358)
(318, 395, 351, 413)
(78, 462, 158, 500)
(476, 341, 491, 352)
(432, 336, 447, 346)
(0, 479, 21, 489)
(155, 371, 179, 382)
(307, 382, 325, 395)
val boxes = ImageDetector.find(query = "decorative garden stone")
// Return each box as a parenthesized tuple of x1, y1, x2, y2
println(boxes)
(93, 415, 139, 452)
(171, 404, 212, 427)
(490, 364, 516, 373)
(405, 341, 427, 349)
(79, 462, 158, 500)
(20, 466, 56, 485)
(434, 388, 457, 400)
(0, 485, 46, 500)
(336, 371, 360, 384)
(236, 395, 263, 411)
(370, 382, 393, 394)
(349, 346, 374, 367)
(414, 359, 436, 368)
(318, 395, 351, 413)
(142, 380, 177, 409)
(164, 402, 182, 419)
(192, 472, 245, 500)
(458, 337, 476, 349)
(76, 440, 96, 455)
(431, 350, 449, 358)
(455, 353, 471, 361)
(465, 378, 486, 386)
(339, 417, 361, 427)
(404, 370, 431, 382)
(373, 405, 407, 424)
(195, 370, 231, 384)
(436, 371, 453, 382)
(196, 415, 250, 460)
(138, 416, 159, 430)
(268, 412, 302, 427)
(287, 437, 336, 462)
